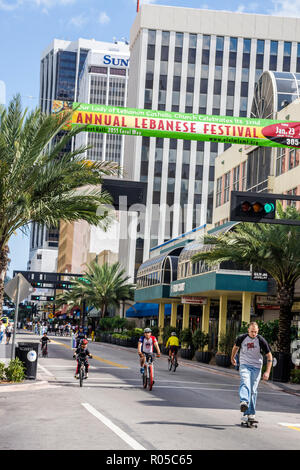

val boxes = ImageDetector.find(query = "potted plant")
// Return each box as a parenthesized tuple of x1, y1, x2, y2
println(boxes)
(192, 330, 212, 364)
(179, 329, 194, 360)
(215, 330, 235, 367)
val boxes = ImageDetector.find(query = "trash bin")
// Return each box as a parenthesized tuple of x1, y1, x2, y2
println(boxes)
(15, 342, 39, 380)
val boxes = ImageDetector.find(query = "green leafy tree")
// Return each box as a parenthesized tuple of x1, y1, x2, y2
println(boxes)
(0, 95, 120, 315)
(192, 205, 300, 355)
(57, 262, 135, 326)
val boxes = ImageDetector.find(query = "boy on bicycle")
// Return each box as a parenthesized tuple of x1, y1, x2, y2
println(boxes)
(138, 328, 160, 373)
(40, 332, 51, 355)
(166, 332, 179, 366)
(73, 339, 92, 379)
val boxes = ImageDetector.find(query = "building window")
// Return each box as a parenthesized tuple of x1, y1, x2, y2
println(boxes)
(276, 147, 286, 176)
(223, 172, 230, 203)
(232, 165, 240, 191)
(242, 161, 247, 190)
(216, 177, 222, 207)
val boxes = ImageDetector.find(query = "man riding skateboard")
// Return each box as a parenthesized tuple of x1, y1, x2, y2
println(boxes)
(231, 322, 272, 426)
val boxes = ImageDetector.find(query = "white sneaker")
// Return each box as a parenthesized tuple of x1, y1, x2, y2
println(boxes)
(248, 415, 256, 421)
(241, 415, 248, 423)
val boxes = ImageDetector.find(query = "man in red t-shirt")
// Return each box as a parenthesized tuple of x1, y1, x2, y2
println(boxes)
(138, 328, 160, 373)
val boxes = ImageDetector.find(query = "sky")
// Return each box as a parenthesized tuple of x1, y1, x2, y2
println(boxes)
(1, 0, 299, 277)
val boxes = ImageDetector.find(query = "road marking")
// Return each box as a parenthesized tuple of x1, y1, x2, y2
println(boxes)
(49, 340, 129, 369)
(82, 403, 146, 450)
(38, 364, 54, 377)
(278, 423, 300, 432)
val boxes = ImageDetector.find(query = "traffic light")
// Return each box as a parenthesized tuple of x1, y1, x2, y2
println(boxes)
(31, 295, 40, 300)
(32, 281, 42, 288)
(230, 191, 277, 223)
(46, 296, 55, 301)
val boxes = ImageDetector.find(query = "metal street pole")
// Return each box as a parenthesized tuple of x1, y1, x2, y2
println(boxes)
(11, 274, 21, 360)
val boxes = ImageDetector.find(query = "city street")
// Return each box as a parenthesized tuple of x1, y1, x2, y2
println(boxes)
(0, 332, 299, 450)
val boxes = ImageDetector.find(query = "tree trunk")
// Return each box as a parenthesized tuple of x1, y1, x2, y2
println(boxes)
(277, 284, 294, 354)
(0, 245, 10, 317)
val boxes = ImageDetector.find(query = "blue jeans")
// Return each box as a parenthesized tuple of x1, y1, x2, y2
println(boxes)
(239, 364, 261, 416)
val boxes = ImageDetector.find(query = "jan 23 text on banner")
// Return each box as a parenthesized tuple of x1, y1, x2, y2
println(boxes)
(52, 100, 300, 148)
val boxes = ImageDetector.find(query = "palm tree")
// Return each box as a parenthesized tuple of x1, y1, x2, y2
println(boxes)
(192, 204, 300, 356)
(0, 95, 120, 315)
(58, 262, 135, 325)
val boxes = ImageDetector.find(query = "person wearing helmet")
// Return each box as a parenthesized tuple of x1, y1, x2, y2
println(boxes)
(75, 325, 87, 348)
(73, 339, 92, 379)
(166, 331, 180, 366)
(138, 327, 161, 373)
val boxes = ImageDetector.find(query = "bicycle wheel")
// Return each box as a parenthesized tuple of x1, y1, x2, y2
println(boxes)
(142, 367, 147, 388)
(168, 357, 172, 371)
(79, 366, 84, 387)
(148, 364, 154, 391)
(172, 358, 177, 372)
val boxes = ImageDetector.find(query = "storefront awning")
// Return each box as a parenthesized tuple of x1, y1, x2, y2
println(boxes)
(126, 303, 171, 318)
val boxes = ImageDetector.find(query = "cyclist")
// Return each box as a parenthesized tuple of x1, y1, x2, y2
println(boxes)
(138, 327, 160, 374)
(40, 332, 51, 356)
(166, 331, 180, 367)
(75, 325, 87, 348)
(73, 339, 92, 379)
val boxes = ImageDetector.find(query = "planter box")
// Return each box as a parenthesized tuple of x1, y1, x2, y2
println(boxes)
(215, 354, 231, 368)
(272, 352, 292, 383)
(180, 348, 194, 360)
(195, 351, 212, 364)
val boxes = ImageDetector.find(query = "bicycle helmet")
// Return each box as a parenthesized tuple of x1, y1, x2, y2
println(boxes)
(81, 339, 88, 345)
(171, 332, 176, 336)
(144, 328, 152, 333)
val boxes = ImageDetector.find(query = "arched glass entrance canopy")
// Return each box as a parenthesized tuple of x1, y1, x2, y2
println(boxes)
(177, 222, 249, 280)
(251, 71, 300, 119)
(136, 253, 179, 289)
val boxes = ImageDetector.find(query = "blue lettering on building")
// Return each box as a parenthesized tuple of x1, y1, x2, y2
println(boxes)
(103, 55, 129, 67)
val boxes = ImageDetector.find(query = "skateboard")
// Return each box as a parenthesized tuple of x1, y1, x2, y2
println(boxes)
(241, 418, 258, 428)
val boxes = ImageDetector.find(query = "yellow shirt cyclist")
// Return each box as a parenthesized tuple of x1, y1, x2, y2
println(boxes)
(166, 332, 179, 365)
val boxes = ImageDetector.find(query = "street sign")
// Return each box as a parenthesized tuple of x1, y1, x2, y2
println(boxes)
(252, 271, 268, 281)
(4, 273, 33, 303)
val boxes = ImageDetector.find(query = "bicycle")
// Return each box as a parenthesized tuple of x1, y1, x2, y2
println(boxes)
(76, 356, 92, 387)
(41, 344, 48, 358)
(168, 349, 178, 372)
(141, 353, 155, 391)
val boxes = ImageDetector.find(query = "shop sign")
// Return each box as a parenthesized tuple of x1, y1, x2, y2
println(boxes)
(171, 282, 185, 294)
(181, 296, 207, 305)
(256, 295, 279, 310)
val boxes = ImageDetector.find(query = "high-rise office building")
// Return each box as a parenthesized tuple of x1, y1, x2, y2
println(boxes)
(28, 38, 129, 273)
(76, 45, 129, 166)
(120, 4, 300, 281)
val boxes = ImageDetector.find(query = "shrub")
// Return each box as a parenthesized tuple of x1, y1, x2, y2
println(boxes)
(290, 369, 300, 384)
(5, 358, 25, 382)
(192, 330, 210, 351)
(217, 329, 236, 355)
(0, 362, 5, 381)
(179, 329, 193, 348)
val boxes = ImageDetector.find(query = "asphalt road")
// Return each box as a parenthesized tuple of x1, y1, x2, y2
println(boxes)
(0, 332, 300, 450)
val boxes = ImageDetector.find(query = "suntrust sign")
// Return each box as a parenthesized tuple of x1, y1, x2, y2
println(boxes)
(103, 55, 129, 67)
(52, 100, 300, 148)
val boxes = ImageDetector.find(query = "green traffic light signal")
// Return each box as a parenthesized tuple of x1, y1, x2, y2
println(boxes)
(264, 202, 275, 214)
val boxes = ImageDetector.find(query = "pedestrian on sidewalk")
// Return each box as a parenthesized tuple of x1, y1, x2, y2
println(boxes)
(5, 323, 13, 344)
(231, 321, 273, 424)
(0, 320, 5, 344)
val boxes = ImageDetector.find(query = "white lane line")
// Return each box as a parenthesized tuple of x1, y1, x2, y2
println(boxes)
(82, 403, 146, 450)
(38, 364, 54, 377)
(278, 422, 300, 431)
